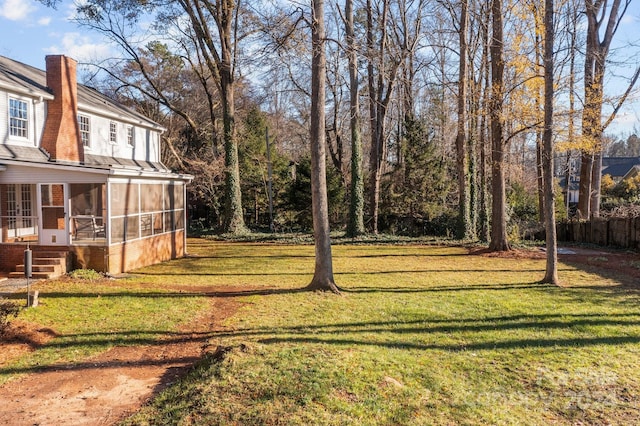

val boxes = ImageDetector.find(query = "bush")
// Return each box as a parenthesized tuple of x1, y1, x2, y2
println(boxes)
(0, 300, 21, 337)
(68, 269, 103, 281)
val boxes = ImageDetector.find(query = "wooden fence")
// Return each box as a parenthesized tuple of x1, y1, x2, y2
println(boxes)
(557, 218, 640, 250)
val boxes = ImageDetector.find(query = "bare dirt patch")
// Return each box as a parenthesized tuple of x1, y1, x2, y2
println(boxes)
(557, 247, 640, 286)
(0, 320, 57, 365)
(0, 288, 247, 426)
(471, 244, 640, 286)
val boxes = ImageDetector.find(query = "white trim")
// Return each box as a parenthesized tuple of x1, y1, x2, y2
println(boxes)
(78, 113, 91, 148)
(109, 121, 118, 145)
(6, 94, 34, 145)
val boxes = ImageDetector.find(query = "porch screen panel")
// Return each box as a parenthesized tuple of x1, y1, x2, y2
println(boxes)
(142, 184, 163, 212)
(164, 182, 185, 231)
(111, 183, 139, 216)
(111, 217, 125, 243)
(110, 217, 142, 242)
(141, 184, 162, 237)
(126, 216, 139, 240)
(70, 184, 104, 216)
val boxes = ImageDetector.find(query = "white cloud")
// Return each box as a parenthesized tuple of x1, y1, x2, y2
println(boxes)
(0, 0, 36, 21)
(44, 32, 112, 63)
(38, 16, 52, 26)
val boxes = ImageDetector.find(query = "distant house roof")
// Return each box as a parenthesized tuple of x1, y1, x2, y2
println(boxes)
(0, 55, 163, 131)
(602, 157, 640, 179)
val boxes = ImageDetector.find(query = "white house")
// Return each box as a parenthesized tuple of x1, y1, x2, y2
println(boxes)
(0, 55, 191, 277)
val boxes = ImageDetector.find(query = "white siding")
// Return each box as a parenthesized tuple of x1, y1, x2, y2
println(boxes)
(78, 109, 161, 163)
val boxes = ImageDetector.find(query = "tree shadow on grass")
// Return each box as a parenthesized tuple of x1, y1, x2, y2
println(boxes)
(31, 287, 309, 300)
(257, 334, 640, 352)
(129, 268, 569, 278)
(243, 311, 640, 353)
(209, 312, 640, 340)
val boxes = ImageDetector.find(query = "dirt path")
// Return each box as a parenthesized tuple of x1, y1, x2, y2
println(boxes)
(0, 291, 245, 426)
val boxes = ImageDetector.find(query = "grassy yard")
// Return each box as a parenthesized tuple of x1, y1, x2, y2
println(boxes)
(2, 238, 640, 425)
(123, 239, 640, 425)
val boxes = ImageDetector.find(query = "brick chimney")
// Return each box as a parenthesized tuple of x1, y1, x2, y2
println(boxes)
(41, 55, 84, 163)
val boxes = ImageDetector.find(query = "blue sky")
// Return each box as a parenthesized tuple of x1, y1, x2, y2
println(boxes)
(0, 1, 111, 69)
(0, 0, 639, 137)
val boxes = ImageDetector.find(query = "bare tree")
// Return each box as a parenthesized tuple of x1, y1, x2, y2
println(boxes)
(454, 0, 472, 239)
(541, 0, 558, 284)
(307, 0, 339, 293)
(577, 0, 636, 218)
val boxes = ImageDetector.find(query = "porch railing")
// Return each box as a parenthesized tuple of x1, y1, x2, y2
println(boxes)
(71, 215, 106, 241)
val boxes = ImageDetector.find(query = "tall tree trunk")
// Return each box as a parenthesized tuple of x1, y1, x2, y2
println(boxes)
(366, 0, 388, 234)
(456, 0, 471, 240)
(221, 65, 245, 233)
(307, 0, 339, 293)
(542, 0, 558, 284)
(345, 0, 365, 237)
(478, 2, 491, 243)
(578, 0, 628, 218)
(488, 0, 510, 251)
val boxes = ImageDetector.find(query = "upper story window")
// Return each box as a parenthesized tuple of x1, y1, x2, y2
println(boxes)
(127, 125, 134, 147)
(109, 121, 117, 144)
(9, 98, 28, 138)
(78, 114, 90, 147)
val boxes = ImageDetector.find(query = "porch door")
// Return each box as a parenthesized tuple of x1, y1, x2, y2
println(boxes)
(6, 184, 36, 238)
(38, 183, 69, 245)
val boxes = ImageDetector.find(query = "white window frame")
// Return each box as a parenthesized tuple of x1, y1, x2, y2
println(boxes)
(109, 121, 118, 144)
(78, 114, 91, 147)
(126, 125, 134, 147)
(8, 97, 29, 139)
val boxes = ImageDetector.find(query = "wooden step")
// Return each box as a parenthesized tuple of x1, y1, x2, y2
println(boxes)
(32, 257, 66, 265)
(15, 264, 63, 274)
(32, 251, 69, 259)
(11, 249, 71, 279)
(9, 271, 57, 279)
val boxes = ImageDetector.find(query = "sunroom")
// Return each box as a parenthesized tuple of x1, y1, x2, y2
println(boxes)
(0, 170, 188, 275)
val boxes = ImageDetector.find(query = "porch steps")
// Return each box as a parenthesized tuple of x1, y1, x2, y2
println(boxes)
(9, 250, 70, 280)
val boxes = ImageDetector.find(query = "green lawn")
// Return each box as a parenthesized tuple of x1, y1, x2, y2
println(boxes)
(118, 239, 640, 425)
(2, 238, 639, 424)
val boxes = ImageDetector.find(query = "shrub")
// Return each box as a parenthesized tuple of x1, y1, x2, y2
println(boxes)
(0, 300, 21, 337)
(68, 269, 103, 281)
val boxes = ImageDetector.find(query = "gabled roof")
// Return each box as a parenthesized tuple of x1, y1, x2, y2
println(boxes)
(0, 55, 162, 131)
(602, 157, 640, 178)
